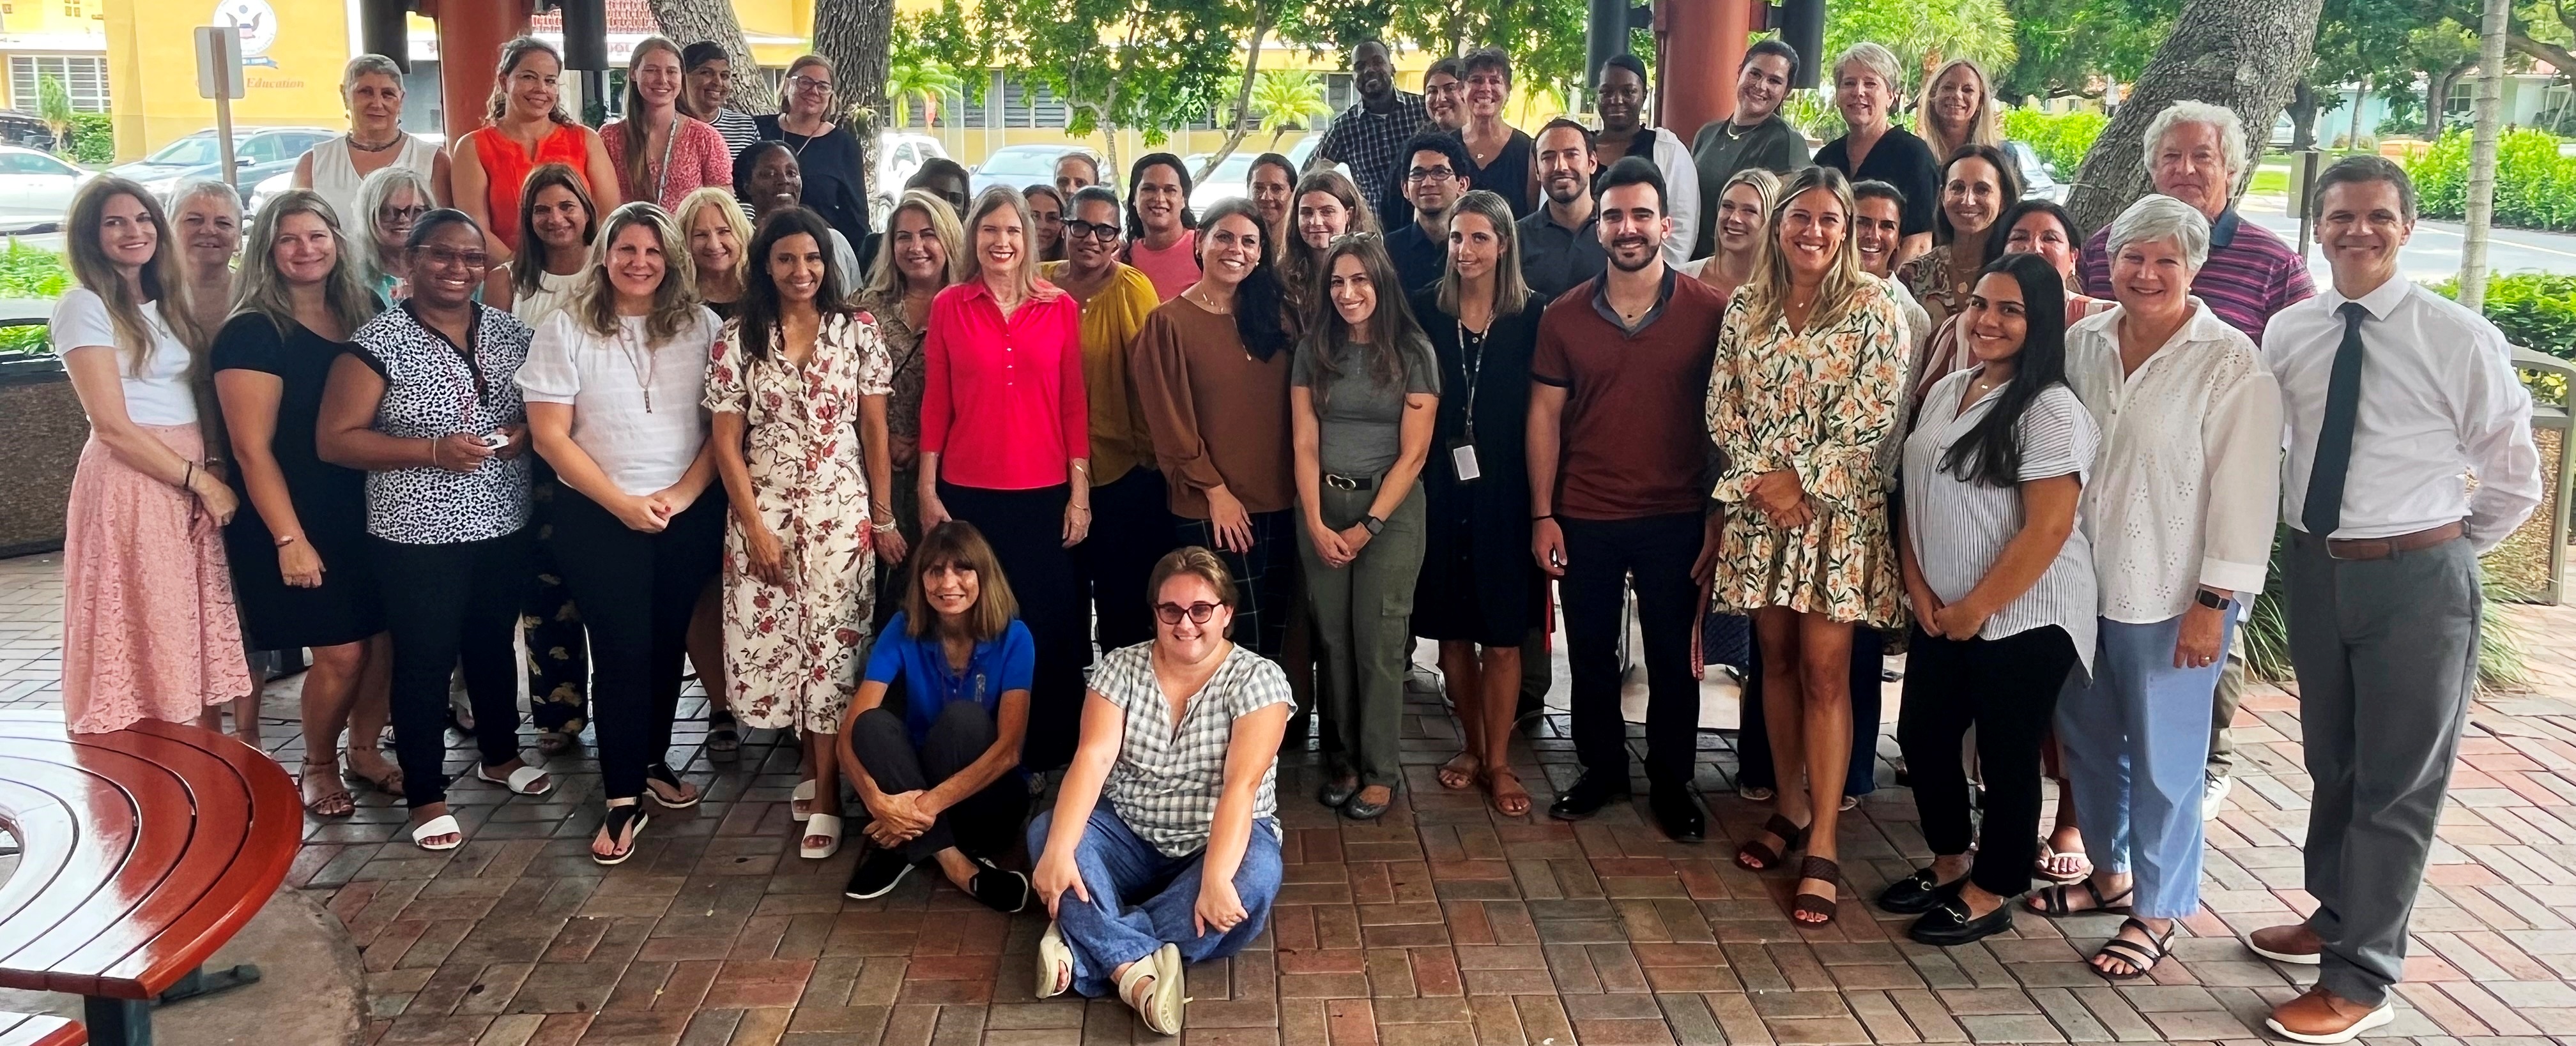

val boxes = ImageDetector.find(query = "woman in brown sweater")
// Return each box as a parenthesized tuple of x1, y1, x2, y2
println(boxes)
(1128, 198, 1298, 659)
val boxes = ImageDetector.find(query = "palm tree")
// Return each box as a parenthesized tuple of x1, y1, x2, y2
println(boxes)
(886, 56, 965, 129)
(36, 75, 72, 158)
(1248, 70, 1331, 150)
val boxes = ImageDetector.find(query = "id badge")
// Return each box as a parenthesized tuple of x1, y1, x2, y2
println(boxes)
(1450, 439, 1482, 481)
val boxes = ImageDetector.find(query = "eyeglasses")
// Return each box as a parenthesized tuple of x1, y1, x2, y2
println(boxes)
(377, 204, 428, 224)
(1154, 601, 1222, 625)
(1406, 167, 1457, 184)
(1062, 219, 1120, 241)
(788, 75, 834, 94)
(415, 246, 489, 269)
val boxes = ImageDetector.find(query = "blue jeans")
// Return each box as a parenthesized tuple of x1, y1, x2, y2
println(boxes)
(1028, 807, 1283, 998)
(2055, 613, 2234, 919)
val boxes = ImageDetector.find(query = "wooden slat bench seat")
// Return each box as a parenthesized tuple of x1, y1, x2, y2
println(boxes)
(0, 1012, 82, 1046)
(0, 712, 299, 1046)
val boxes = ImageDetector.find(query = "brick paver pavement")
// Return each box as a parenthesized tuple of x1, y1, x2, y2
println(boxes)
(8, 549, 2576, 1044)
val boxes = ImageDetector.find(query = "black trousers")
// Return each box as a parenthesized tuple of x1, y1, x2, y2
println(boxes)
(1559, 513, 1703, 790)
(1896, 624, 2079, 898)
(546, 487, 724, 801)
(939, 481, 1089, 771)
(372, 527, 536, 809)
(526, 470, 590, 733)
(1074, 468, 1177, 653)
(847, 702, 1029, 861)
(1735, 627, 1883, 796)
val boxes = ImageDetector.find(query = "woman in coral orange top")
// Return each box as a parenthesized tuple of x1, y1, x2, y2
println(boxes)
(449, 37, 618, 264)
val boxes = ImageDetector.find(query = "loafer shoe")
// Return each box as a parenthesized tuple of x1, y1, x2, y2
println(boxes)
(1547, 772, 1629, 821)
(1876, 867, 1964, 915)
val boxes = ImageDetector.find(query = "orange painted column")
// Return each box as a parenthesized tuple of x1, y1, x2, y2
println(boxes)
(420, 0, 535, 150)
(1657, 0, 1753, 140)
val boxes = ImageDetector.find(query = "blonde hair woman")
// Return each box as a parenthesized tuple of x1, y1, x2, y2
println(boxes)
(854, 188, 964, 561)
(1677, 167, 1780, 298)
(1818, 43, 1940, 264)
(675, 186, 753, 318)
(1708, 165, 1910, 925)
(1915, 59, 2002, 167)
(213, 188, 395, 814)
(53, 176, 248, 734)
(354, 165, 437, 299)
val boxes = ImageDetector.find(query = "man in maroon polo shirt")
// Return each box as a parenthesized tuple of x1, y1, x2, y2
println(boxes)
(1526, 156, 1727, 844)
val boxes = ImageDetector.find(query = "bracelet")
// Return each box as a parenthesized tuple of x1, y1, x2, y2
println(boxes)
(870, 519, 900, 534)
(1531, 512, 1552, 522)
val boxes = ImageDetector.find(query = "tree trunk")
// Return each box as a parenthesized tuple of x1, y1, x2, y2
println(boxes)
(813, 0, 895, 196)
(1197, 3, 1275, 181)
(2459, 0, 2509, 310)
(2287, 82, 2317, 152)
(2062, 0, 2326, 236)
(642, 0, 774, 114)
(2345, 80, 2367, 149)
(2426, 59, 2471, 140)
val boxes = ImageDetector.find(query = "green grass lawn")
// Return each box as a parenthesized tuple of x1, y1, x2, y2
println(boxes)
(2249, 167, 2290, 195)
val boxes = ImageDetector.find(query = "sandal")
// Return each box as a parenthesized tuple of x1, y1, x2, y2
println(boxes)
(1735, 814, 1809, 871)
(1036, 922, 1075, 999)
(592, 803, 650, 866)
(707, 710, 741, 757)
(537, 729, 578, 755)
(1116, 943, 1187, 1035)
(2035, 840, 2093, 885)
(300, 761, 355, 818)
(2029, 879, 2133, 918)
(792, 778, 816, 822)
(1485, 766, 1531, 817)
(801, 813, 843, 860)
(644, 762, 702, 809)
(474, 762, 555, 796)
(410, 813, 463, 852)
(344, 759, 404, 796)
(1791, 855, 1841, 925)
(1437, 751, 1480, 791)
(2092, 917, 2177, 980)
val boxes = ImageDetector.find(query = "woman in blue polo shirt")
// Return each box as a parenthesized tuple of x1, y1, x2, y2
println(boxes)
(836, 520, 1036, 913)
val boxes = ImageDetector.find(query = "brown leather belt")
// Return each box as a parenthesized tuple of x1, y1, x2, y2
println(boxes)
(2322, 521, 2464, 561)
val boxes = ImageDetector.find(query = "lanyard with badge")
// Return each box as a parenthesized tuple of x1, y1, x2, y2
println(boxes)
(1449, 319, 1485, 481)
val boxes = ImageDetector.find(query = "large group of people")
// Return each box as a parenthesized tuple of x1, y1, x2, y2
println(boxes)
(43, 31, 2536, 1045)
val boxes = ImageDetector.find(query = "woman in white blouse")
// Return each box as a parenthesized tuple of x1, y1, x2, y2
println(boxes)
(519, 201, 724, 865)
(294, 54, 450, 231)
(500, 163, 599, 324)
(1879, 253, 2096, 946)
(52, 176, 250, 734)
(2029, 194, 2281, 980)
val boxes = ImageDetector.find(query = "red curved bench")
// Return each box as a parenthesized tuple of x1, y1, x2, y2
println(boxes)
(0, 711, 298, 1046)
(0, 1012, 81, 1046)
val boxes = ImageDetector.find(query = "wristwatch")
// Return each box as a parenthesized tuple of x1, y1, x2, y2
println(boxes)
(1361, 515, 1385, 535)
(2195, 589, 2234, 610)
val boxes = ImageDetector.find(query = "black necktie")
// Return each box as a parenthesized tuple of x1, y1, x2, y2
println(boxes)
(2302, 302, 2369, 538)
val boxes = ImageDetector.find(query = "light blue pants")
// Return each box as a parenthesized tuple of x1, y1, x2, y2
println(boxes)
(1029, 807, 1284, 998)
(2054, 613, 2234, 919)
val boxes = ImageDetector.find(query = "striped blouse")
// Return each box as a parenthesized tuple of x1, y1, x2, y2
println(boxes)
(1901, 373, 2100, 673)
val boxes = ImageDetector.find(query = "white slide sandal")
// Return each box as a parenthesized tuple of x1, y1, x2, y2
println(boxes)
(801, 813, 842, 860)
(475, 763, 555, 796)
(792, 778, 816, 822)
(1036, 922, 1075, 999)
(410, 814, 463, 851)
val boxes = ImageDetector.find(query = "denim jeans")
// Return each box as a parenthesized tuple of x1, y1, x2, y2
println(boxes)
(2056, 613, 2235, 919)
(1027, 807, 1283, 999)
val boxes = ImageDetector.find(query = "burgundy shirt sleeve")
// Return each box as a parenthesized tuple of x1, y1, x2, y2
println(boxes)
(919, 292, 955, 455)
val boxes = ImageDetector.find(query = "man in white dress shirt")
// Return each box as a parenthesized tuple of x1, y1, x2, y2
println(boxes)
(2248, 156, 2542, 1045)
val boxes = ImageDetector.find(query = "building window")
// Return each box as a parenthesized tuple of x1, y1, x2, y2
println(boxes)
(1000, 76, 1067, 128)
(10, 55, 108, 114)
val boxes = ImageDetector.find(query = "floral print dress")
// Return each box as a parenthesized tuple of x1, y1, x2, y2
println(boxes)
(852, 287, 929, 549)
(703, 310, 894, 734)
(1706, 274, 1910, 628)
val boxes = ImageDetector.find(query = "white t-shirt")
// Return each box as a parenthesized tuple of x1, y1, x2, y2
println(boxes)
(51, 288, 197, 425)
(517, 306, 719, 496)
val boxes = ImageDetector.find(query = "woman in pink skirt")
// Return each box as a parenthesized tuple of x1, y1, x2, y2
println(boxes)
(52, 176, 254, 734)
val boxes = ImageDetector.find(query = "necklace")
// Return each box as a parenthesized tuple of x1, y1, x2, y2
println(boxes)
(1189, 288, 1232, 315)
(613, 317, 659, 411)
(348, 131, 404, 153)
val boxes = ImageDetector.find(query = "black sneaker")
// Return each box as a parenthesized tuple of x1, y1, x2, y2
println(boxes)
(843, 847, 913, 900)
(969, 858, 1032, 913)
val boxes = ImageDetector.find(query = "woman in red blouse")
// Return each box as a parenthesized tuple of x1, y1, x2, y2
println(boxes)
(920, 186, 1092, 772)
(450, 37, 618, 264)
(600, 37, 734, 211)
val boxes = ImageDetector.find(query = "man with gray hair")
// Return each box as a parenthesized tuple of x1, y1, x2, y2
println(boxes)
(2077, 99, 2315, 817)
(2247, 156, 2540, 1045)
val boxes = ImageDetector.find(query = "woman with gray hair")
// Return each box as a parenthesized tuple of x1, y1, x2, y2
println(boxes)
(167, 179, 243, 338)
(353, 164, 440, 299)
(2032, 193, 2282, 980)
(1816, 43, 1940, 266)
(295, 54, 448, 232)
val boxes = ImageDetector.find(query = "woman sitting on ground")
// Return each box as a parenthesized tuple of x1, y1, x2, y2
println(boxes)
(1029, 547, 1292, 1036)
(837, 520, 1036, 912)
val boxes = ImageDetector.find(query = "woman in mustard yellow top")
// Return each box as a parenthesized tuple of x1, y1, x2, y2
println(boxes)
(1044, 185, 1174, 648)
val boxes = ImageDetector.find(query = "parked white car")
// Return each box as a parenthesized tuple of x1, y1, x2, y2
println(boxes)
(1185, 135, 1325, 211)
(0, 145, 96, 232)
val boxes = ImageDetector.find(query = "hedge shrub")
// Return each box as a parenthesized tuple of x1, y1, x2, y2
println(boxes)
(2001, 109, 2110, 173)
(2407, 128, 2576, 232)
(63, 114, 112, 167)
(0, 241, 70, 356)
(2427, 273, 2576, 359)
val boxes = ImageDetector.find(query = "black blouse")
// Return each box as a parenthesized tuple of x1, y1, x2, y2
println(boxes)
(1818, 125, 1942, 239)
(753, 116, 873, 253)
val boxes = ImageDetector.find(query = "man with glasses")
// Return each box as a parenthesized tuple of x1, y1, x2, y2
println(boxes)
(755, 54, 871, 257)
(1376, 57, 1468, 227)
(1518, 118, 1607, 302)
(679, 42, 760, 160)
(1312, 39, 1429, 222)
(1384, 131, 1475, 293)
(1043, 186, 1176, 653)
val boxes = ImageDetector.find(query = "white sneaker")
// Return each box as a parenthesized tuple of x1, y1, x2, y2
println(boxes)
(2202, 771, 2234, 820)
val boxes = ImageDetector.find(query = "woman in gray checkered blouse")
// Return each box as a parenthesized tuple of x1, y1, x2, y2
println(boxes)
(1025, 547, 1294, 1035)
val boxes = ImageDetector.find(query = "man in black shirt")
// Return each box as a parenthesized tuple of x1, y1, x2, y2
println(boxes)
(1517, 118, 1607, 303)
(1384, 130, 1475, 294)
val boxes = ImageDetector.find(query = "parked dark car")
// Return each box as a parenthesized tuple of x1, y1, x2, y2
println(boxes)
(109, 127, 336, 204)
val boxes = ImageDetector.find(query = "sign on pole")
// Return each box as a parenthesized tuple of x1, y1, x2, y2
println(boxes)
(194, 26, 243, 190)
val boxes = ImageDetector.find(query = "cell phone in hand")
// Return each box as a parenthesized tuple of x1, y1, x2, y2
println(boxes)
(477, 432, 511, 450)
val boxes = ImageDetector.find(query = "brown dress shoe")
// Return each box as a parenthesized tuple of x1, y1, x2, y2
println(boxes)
(2265, 986, 2393, 1044)
(2248, 922, 2323, 965)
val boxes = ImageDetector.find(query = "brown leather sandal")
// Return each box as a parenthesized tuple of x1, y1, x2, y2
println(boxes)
(1735, 814, 1808, 871)
(1791, 855, 1841, 925)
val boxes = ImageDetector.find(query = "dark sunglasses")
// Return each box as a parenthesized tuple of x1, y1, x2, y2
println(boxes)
(1154, 601, 1222, 625)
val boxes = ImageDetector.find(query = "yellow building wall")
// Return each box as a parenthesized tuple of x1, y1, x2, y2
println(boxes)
(0, 0, 111, 110)
(101, 0, 351, 160)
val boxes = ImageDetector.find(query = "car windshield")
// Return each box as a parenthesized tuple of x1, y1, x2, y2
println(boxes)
(144, 135, 223, 167)
(981, 148, 1064, 178)
(1210, 154, 1254, 183)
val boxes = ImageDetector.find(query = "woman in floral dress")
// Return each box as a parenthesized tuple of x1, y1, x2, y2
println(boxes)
(706, 207, 903, 861)
(1706, 165, 1908, 927)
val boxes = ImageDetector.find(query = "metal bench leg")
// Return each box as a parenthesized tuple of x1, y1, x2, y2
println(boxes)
(84, 994, 151, 1046)
(157, 964, 262, 1004)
